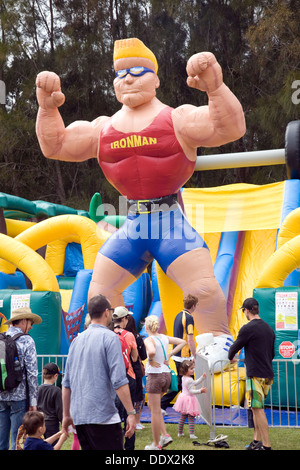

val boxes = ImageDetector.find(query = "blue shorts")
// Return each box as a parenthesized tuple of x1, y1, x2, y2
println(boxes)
(99, 205, 208, 277)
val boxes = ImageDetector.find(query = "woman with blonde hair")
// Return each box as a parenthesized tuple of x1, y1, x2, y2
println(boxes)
(144, 315, 186, 450)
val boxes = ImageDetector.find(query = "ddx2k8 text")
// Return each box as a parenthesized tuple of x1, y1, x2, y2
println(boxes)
(149, 454, 195, 465)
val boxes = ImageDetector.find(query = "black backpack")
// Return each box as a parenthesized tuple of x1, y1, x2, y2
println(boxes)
(0, 332, 24, 392)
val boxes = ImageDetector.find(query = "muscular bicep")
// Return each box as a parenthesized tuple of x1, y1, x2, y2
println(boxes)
(173, 104, 225, 150)
(173, 83, 245, 151)
(41, 115, 108, 162)
(59, 116, 108, 161)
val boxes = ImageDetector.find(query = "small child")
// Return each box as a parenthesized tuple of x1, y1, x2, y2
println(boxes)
(173, 360, 207, 439)
(37, 363, 63, 442)
(22, 410, 67, 450)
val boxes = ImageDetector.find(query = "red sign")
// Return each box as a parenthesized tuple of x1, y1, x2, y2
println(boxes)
(279, 341, 295, 358)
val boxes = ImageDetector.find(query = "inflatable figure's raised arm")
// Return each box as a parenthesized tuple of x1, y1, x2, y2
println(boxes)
(173, 52, 246, 152)
(36, 71, 107, 162)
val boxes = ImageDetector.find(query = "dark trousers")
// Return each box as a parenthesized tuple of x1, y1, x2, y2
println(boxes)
(76, 423, 123, 450)
(161, 361, 182, 410)
(115, 374, 136, 450)
(45, 421, 60, 445)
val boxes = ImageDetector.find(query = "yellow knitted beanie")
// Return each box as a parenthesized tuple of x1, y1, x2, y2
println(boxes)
(113, 38, 158, 74)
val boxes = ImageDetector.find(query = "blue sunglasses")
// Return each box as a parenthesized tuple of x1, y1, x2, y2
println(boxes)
(115, 66, 155, 79)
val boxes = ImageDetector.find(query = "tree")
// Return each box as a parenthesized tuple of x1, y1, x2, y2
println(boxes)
(0, 0, 299, 206)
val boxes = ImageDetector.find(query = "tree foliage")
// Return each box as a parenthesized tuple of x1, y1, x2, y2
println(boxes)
(0, 0, 299, 208)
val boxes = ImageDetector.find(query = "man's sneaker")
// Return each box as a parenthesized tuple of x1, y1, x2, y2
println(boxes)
(145, 443, 162, 450)
(161, 409, 168, 416)
(189, 434, 198, 439)
(159, 434, 173, 448)
(177, 432, 184, 437)
(245, 440, 263, 450)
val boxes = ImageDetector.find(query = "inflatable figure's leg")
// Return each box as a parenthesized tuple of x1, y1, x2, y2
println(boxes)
(89, 214, 153, 306)
(166, 247, 230, 336)
(88, 252, 137, 306)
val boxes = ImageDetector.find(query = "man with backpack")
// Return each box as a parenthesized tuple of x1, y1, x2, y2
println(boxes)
(112, 306, 138, 450)
(0, 307, 41, 450)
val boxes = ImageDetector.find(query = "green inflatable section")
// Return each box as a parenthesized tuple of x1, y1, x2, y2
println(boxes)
(253, 287, 300, 407)
(0, 192, 89, 219)
(0, 289, 61, 355)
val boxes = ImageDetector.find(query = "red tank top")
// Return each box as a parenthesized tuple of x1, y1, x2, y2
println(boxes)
(98, 106, 195, 200)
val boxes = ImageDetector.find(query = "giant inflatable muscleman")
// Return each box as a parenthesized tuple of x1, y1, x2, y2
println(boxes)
(36, 38, 245, 353)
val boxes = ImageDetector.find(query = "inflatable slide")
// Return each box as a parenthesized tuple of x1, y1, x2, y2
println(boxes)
(155, 179, 300, 406)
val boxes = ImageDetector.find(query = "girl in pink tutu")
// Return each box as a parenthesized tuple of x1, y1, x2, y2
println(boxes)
(173, 360, 207, 439)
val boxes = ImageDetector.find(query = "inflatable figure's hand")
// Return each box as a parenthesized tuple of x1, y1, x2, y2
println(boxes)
(36, 71, 65, 109)
(186, 52, 223, 93)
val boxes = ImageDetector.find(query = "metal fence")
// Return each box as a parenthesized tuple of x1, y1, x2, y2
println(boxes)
(38, 354, 300, 440)
(195, 355, 300, 439)
(37, 355, 68, 384)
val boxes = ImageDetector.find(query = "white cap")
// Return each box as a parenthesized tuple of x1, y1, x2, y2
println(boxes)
(112, 306, 133, 320)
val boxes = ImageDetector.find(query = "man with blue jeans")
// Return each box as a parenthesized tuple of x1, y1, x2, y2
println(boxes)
(62, 294, 136, 450)
(0, 307, 41, 450)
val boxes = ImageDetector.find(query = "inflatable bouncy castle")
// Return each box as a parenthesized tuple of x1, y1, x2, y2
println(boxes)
(1, 35, 299, 411)
(1, 170, 300, 407)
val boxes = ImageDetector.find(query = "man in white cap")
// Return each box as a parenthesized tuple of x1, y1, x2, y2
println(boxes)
(0, 307, 42, 450)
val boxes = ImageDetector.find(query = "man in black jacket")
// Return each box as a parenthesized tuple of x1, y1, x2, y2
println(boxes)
(228, 298, 275, 450)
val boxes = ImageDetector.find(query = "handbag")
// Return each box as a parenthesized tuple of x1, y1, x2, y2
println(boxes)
(169, 369, 179, 392)
(156, 337, 178, 392)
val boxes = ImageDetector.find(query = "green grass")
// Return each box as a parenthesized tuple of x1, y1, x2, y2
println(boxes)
(61, 423, 300, 451)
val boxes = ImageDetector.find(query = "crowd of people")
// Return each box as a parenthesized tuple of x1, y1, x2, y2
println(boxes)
(0, 294, 275, 451)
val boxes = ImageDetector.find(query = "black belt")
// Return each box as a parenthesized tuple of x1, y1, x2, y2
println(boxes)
(127, 194, 178, 214)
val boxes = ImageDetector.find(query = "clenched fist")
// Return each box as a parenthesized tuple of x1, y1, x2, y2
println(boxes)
(36, 71, 65, 109)
(186, 52, 223, 93)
